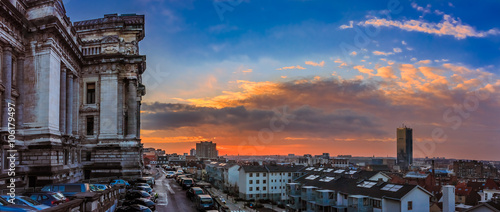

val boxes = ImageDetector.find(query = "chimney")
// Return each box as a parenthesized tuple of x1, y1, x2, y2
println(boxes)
(442, 185, 455, 212)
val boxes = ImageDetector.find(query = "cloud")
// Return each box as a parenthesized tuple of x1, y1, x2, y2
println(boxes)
(373, 51, 394, 56)
(334, 58, 348, 68)
(353, 65, 374, 75)
(281, 76, 287, 79)
(393, 48, 402, 53)
(339, 21, 354, 29)
(350, 51, 357, 56)
(142, 62, 500, 159)
(411, 2, 431, 15)
(305, 61, 325, 67)
(376, 66, 397, 79)
(416, 60, 432, 65)
(358, 15, 500, 39)
(277, 65, 306, 70)
(242, 69, 253, 73)
(402, 41, 407, 45)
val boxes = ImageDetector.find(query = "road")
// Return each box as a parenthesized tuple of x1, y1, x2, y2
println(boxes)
(154, 169, 197, 212)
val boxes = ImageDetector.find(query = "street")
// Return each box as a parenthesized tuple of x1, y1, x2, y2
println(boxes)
(152, 168, 252, 212)
(154, 169, 197, 212)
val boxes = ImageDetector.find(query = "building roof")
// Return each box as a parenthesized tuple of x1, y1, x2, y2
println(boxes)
(295, 176, 432, 201)
(239, 165, 305, 173)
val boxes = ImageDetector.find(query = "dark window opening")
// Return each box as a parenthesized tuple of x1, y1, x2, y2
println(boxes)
(86, 116, 94, 135)
(86, 83, 96, 104)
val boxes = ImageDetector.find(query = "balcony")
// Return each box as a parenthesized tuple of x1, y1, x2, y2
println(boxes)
(301, 186, 317, 201)
(347, 195, 373, 212)
(315, 189, 336, 206)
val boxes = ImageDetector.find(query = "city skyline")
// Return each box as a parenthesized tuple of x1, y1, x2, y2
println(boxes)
(64, 0, 500, 160)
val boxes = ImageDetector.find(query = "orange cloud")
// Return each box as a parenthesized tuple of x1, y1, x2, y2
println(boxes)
(277, 65, 306, 70)
(305, 61, 325, 67)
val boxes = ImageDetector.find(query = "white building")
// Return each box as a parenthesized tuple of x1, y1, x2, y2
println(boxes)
(238, 165, 304, 203)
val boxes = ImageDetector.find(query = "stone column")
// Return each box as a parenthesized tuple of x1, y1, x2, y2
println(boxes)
(59, 68, 66, 134)
(2, 46, 12, 131)
(127, 79, 137, 138)
(16, 57, 24, 129)
(66, 73, 73, 135)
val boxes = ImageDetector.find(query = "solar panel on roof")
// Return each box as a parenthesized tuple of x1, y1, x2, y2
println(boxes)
(319, 177, 335, 182)
(357, 181, 377, 188)
(381, 184, 403, 192)
(334, 170, 345, 173)
(305, 175, 319, 180)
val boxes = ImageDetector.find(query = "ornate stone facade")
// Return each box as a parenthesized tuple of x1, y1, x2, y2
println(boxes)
(0, 0, 146, 190)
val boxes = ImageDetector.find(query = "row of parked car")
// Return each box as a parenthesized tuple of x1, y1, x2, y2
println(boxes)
(114, 177, 158, 212)
(0, 182, 115, 211)
(0, 176, 159, 211)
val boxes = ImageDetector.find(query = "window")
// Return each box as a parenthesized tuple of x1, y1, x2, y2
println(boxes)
(86, 151, 91, 161)
(288, 173, 291, 176)
(64, 149, 68, 165)
(256, 180, 260, 184)
(256, 173, 260, 177)
(86, 83, 96, 104)
(256, 187, 260, 191)
(263, 173, 267, 177)
(263, 187, 267, 191)
(86, 116, 94, 135)
(249, 187, 253, 191)
(249, 194, 253, 198)
(249, 173, 253, 177)
(263, 180, 266, 184)
(408, 201, 413, 210)
(249, 180, 253, 184)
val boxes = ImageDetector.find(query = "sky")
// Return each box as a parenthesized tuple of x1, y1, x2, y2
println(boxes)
(65, 0, 500, 160)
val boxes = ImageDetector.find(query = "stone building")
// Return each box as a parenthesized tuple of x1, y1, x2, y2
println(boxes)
(0, 0, 146, 189)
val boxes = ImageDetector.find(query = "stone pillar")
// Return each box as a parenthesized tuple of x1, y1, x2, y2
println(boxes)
(66, 73, 73, 135)
(127, 79, 137, 138)
(59, 68, 66, 134)
(2, 46, 12, 131)
(16, 57, 24, 129)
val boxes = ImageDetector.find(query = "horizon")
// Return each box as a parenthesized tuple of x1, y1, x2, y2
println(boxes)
(65, 0, 500, 161)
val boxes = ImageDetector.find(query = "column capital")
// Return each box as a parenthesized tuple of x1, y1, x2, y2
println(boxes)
(2, 46, 12, 52)
(67, 73, 74, 78)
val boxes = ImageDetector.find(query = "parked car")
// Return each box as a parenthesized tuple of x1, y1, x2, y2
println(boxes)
(110, 179, 130, 187)
(132, 186, 153, 194)
(125, 191, 152, 200)
(165, 171, 176, 178)
(90, 184, 109, 191)
(181, 178, 194, 189)
(41, 183, 92, 199)
(122, 198, 156, 211)
(24, 191, 67, 206)
(195, 194, 214, 211)
(134, 183, 152, 189)
(0, 197, 37, 212)
(1, 195, 50, 211)
(136, 177, 155, 187)
(186, 187, 205, 200)
(116, 204, 152, 212)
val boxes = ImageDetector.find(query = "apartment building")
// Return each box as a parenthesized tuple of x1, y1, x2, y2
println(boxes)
(238, 165, 305, 204)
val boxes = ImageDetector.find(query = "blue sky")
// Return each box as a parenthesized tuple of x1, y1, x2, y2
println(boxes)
(66, 0, 500, 159)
